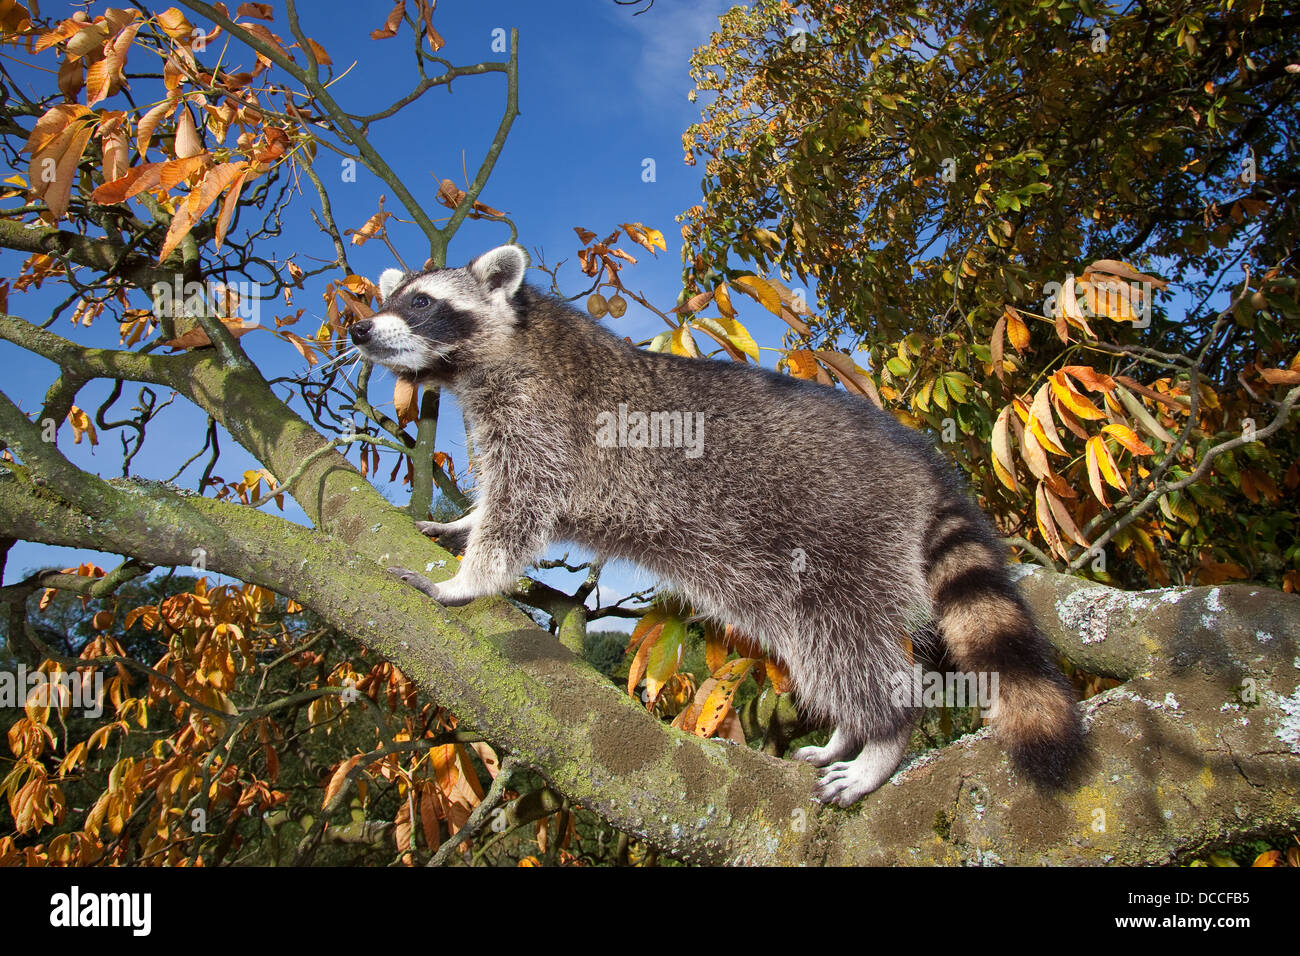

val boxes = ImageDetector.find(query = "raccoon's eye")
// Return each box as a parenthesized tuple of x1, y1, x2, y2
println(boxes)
(411, 293, 432, 309)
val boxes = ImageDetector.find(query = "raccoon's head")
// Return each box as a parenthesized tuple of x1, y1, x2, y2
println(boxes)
(349, 244, 529, 382)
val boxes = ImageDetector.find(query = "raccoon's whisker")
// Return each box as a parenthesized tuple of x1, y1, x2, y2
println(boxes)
(305, 347, 360, 379)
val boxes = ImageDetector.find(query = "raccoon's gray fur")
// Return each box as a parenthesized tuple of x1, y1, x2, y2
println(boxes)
(350, 244, 1083, 806)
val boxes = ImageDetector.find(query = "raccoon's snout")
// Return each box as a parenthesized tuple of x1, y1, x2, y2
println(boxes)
(349, 320, 373, 345)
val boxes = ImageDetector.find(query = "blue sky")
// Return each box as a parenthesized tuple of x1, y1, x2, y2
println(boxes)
(3, 0, 786, 628)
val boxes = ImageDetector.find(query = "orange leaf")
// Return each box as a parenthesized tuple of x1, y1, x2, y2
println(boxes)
(1102, 423, 1154, 456)
(1006, 309, 1030, 352)
(323, 754, 362, 808)
(159, 161, 246, 261)
(1061, 365, 1117, 394)
(1049, 371, 1105, 420)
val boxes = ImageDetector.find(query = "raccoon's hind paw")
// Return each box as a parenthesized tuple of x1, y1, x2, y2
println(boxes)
(813, 731, 911, 807)
(815, 761, 886, 808)
(386, 566, 472, 607)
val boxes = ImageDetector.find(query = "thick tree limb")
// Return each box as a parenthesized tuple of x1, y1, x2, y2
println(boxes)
(0, 465, 1294, 865)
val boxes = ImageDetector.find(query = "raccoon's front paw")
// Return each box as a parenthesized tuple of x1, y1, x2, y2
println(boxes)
(793, 744, 837, 767)
(414, 521, 469, 553)
(387, 566, 473, 607)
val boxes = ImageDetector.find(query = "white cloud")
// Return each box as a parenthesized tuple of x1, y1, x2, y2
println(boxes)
(602, 0, 736, 111)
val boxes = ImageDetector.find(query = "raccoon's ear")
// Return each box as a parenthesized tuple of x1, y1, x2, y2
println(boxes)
(378, 268, 406, 301)
(469, 244, 528, 297)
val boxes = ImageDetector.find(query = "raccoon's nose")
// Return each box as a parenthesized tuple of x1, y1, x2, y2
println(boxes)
(350, 320, 373, 345)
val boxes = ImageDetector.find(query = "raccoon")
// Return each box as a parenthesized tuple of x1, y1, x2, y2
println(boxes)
(349, 244, 1083, 806)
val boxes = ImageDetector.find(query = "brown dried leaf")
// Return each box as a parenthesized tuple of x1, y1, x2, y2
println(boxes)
(371, 0, 405, 40)
(235, 3, 275, 20)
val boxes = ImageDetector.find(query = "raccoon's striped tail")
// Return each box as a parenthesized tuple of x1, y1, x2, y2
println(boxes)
(924, 500, 1083, 787)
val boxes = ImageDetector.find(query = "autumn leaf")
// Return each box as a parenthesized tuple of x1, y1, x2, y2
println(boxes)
(1102, 423, 1154, 456)
(1034, 481, 1067, 560)
(621, 222, 666, 254)
(643, 615, 686, 706)
(1260, 367, 1300, 386)
(990, 308, 1006, 381)
(24, 104, 94, 219)
(731, 275, 782, 315)
(1049, 370, 1105, 420)
(815, 350, 883, 408)
(1061, 365, 1117, 394)
(714, 282, 737, 318)
(236, 3, 275, 20)
(1114, 385, 1175, 443)
(155, 7, 196, 41)
(161, 317, 258, 351)
(1083, 259, 1169, 290)
(67, 406, 98, 446)
(394, 378, 419, 427)
(1043, 483, 1089, 547)
(323, 755, 363, 809)
(173, 108, 203, 159)
(371, 0, 406, 40)
(1028, 384, 1068, 455)
(1006, 308, 1030, 352)
(991, 405, 1019, 492)
(158, 161, 246, 261)
(690, 657, 758, 738)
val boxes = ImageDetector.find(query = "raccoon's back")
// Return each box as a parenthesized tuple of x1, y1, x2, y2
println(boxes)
(538, 330, 947, 585)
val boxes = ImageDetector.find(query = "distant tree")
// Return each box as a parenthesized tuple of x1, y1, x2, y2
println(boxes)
(680, 0, 1299, 589)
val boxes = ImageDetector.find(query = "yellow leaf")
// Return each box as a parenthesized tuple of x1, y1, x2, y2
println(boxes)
(785, 349, 820, 380)
(1090, 435, 1127, 490)
(1049, 371, 1106, 420)
(1086, 437, 1111, 506)
(1029, 384, 1069, 455)
(714, 282, 736, 318)
(713, 315, 759, 362)
(691, 658, 758, 738)
(66, 406, 98, 446)
(731, 275, 782, 315)
(669, 324, 700, 357)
